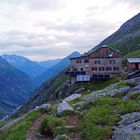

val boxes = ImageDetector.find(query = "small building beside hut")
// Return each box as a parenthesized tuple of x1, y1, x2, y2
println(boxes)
(66, 46, 122, 82)
(127, 58, 140, 72)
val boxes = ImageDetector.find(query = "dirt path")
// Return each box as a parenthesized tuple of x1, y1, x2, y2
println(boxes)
(64, 115, 84, 140)
(26, 113, 48, 140)
(0, 114, 27, 131)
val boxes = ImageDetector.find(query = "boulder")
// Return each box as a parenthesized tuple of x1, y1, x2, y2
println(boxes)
(57, 101, 74, 116)
(64, 94, 81, 102)
(75, 101, 86, 110)
(34, 104, 51, 111)
(53, 134, 69, 140)
(118, 112, 140, 126)
(122, 96, 130, 101)
(74, 88, 85, 94)
(112, 112, 140, 140)
(126, 77, 140, 86)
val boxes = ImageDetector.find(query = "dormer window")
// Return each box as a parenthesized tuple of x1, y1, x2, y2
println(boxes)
(95, 60, 100, 64)
(76, 60, 82, 63)
(84, 59, 89, 63)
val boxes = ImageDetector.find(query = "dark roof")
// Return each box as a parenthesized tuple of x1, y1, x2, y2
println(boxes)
(70, 46, 121, 60)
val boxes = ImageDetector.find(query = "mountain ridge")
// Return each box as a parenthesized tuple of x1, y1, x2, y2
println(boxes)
(36, 59, 61, 69)
(2, 54, 45, 79)
(93, 12, 140, 55)
(33, 51, 80, 87)
(0, 57, 33, 119)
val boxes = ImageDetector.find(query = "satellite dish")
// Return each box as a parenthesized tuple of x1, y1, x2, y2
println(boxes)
(109, 52, 113, 57)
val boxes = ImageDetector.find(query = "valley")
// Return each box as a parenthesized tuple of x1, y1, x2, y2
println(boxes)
(0, 12, 140, 140)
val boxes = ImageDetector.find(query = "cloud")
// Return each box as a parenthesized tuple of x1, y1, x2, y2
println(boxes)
(0, 0, 139, 60)
(0, 0, 64, 11)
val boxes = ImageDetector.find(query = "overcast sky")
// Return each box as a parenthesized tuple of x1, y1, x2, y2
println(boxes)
(0, 0, 139, 61)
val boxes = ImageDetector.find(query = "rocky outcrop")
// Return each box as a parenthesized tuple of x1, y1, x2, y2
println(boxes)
(64, 94, 81, 102)
(56, 101, 74, 116)
(54, 134, 69, 140)
(112, 112, 140, 140)
(82, 86, 130, 102)
(34, 104, 51, 111)
(126, 77, 140, 86)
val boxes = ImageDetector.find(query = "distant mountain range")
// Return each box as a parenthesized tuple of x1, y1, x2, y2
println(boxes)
(36, 59, 61, 69)
(34, 51, 80, 87)
(1, 54, 45, 79)
(0, 57, 32, 119)
(1, 52, 80, 89)
(93, 12, 140, 56)
(0, 51, 80, 118)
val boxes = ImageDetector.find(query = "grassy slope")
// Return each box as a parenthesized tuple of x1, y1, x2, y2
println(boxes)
(0, 76, 139, 140)
(108, 34, 140, 56)
(0, 110, 43, 140)
(123, 49, 140, 63)
(82, 96, 140, 140)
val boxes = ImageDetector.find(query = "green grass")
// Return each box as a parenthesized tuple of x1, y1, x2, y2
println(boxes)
(75, 76, 119, 93)
(122, 49, 140, 65)
(51, 71, 68, 92)
(0, 118, 13, 128)
(0, 110, 43, 140)
(108, 34, 140, 56)
(82, 97, 140, 140)
(117, 81, 127, 88)
(39, 115, 65, 137)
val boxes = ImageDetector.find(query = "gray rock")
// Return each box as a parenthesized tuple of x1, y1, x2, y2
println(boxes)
(83, 86, 130, 102)
(112, 112, 140, 140)
(118, 112, 140, 126)
(74, 88, 85, 94)
(122, 96, 130, 101)
(126, 77, 140, 86)
(53, 134, 69, 140)
(34, 104, 51, 111)
(56, 101, 74, 116)
(75, 101, 86, 110)
(64, 94, 81, 102)
(133, 84, 140, 91)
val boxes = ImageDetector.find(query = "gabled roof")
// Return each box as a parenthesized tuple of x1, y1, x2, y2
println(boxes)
(127, 58, 140, 63)
(70, 46, 121, 60)
(87, 45, 121, 55)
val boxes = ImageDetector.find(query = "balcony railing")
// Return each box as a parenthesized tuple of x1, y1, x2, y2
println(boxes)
(65, 71, 86, 76)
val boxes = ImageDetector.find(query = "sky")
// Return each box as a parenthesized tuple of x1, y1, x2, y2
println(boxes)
(0, 0, 139, 61)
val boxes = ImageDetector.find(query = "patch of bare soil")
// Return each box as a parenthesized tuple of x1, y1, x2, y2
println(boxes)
(64, 115, 84, 140)
(64, 115, 81, 126)
(26, 113, 47, 140)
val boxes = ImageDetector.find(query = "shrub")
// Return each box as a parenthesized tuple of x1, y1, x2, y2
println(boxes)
(126, 81, 136, 87)
(128, 93, 140, 99)
(39, 116, 64, 138)
(117, 81, 127, 88)
(60, 110, 77, 117)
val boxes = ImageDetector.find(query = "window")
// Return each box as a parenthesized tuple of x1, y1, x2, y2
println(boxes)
(113, 66, 119, 71)
(95, 60, 100, 64)
(76, 59, 82, 63)
(106, 67, 112, 71)
(109, 60, 115, 64)
(73, 68, 78, 71)
(81, 68, 83, 71)
(99, 67, 105, 71)
(92, 67, 97, 71)
(84, 59, 89, 63)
